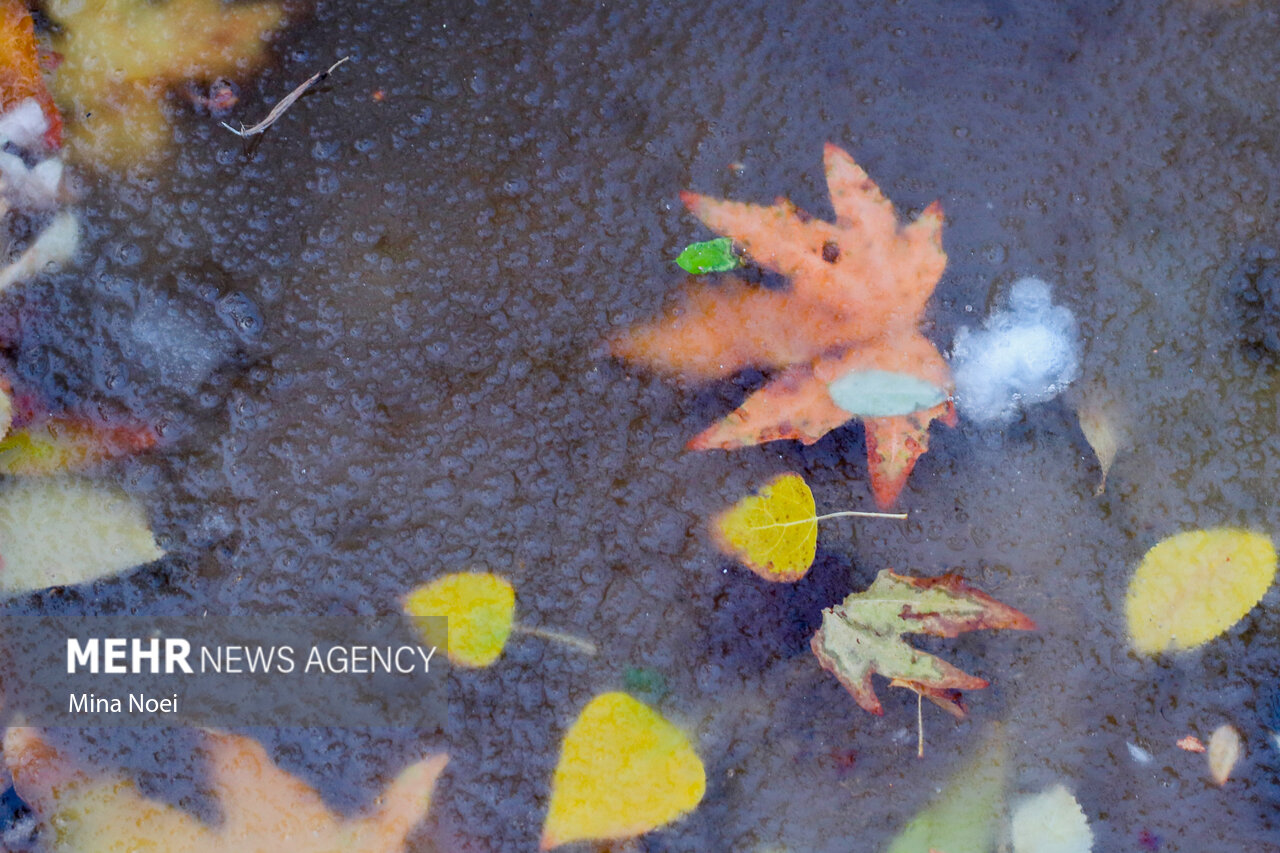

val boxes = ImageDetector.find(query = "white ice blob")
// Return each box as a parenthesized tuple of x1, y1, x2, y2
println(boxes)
(950, 277, 1079, 423)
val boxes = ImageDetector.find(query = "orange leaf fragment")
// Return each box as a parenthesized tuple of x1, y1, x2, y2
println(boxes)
(1176, 735, 1206, 753)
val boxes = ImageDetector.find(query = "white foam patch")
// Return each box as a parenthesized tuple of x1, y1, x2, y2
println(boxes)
(0, 99, 49, 149)
(950, 277, 1079, 423)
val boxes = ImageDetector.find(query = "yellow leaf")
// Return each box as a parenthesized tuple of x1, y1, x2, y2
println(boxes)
(1207, 724, 1242, 786)
(1125, 528, 1277, 654)
(540, 692, 705, 850)
(712, 473, 818, 582)
(403, 572, 515, 668)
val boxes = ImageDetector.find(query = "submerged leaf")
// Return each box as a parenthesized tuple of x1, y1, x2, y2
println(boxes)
(712, 473, 817, 582)
(827, 369, 947, 418)
(612, 144, 954, 506)
(1076, 394, 1124, 496)
(403, 571, 515, 667)
(1207, 724, 1242, 786)
(1010, 785, 1094, 853)
(675, 237, 739, 274)
(0, 477, 163, 595)
(811, 570, 1035, 717)
(541, 692, 705, 850)
(45, 0, 286, 166)
(1125, 528, 1276, 654)
(0, 415, 158, 475)
(4, 727, 448, 852)
(885, 730, 1007, 853)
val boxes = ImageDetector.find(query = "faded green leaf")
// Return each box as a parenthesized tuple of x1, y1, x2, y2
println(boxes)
(675, 237, 739, 274)
(811, 570, 1035, 717)
(885, 731, 1007, 853)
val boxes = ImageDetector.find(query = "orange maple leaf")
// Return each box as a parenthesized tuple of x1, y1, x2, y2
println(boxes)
(611, 144, 954, 507)
(4, 727, 449, 852)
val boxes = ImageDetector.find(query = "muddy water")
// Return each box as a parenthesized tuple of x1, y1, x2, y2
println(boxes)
(6, 0, 1280, 849)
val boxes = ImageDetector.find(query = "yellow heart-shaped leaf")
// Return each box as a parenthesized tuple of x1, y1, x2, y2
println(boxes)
(1126, 528, 1277, 654)
(712, 472, 817, 582)
(540, 692, 705, 850)
(403, 572, 515, 667)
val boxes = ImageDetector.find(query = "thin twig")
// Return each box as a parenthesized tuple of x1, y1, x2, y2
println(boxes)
(512, 624, 598, 656)
(221, 57, 350, 138)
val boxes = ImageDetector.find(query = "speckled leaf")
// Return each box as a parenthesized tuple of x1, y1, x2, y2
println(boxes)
(4, 727, 448, 852)
(712, 473, 818, 582)
(541, 692, 705, 850)
(812, 570, 1035, 717)
(885, 731, 1007, 853)
(0, 476, 163, 595)
(675, 237, 739, 274)
(1125, 528, 1276, 654)
(403, 571, 515, 667)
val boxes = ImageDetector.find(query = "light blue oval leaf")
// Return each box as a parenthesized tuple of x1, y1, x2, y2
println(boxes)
(827, 369, 946, 418)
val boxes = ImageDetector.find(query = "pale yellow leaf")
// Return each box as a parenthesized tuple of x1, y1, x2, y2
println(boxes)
(1125, 528, 1276, 654)
(0, 477, 163, 595)
(1010, 784, 1094, 853)
(1207, 724, 1242, 786)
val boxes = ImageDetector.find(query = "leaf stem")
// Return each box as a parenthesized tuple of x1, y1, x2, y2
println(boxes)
(512, 624, 598, 656)
(916, 690, 924, 759)
(813, 510, 908, 522)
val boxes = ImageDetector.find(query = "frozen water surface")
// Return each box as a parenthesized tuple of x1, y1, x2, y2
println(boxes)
(5, 0, 1280, 850)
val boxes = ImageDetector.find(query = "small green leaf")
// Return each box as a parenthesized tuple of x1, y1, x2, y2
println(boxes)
(675, 238, 739, 274)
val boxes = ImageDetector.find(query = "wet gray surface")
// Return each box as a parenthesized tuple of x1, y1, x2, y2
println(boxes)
(5, 0, 1280, 849)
